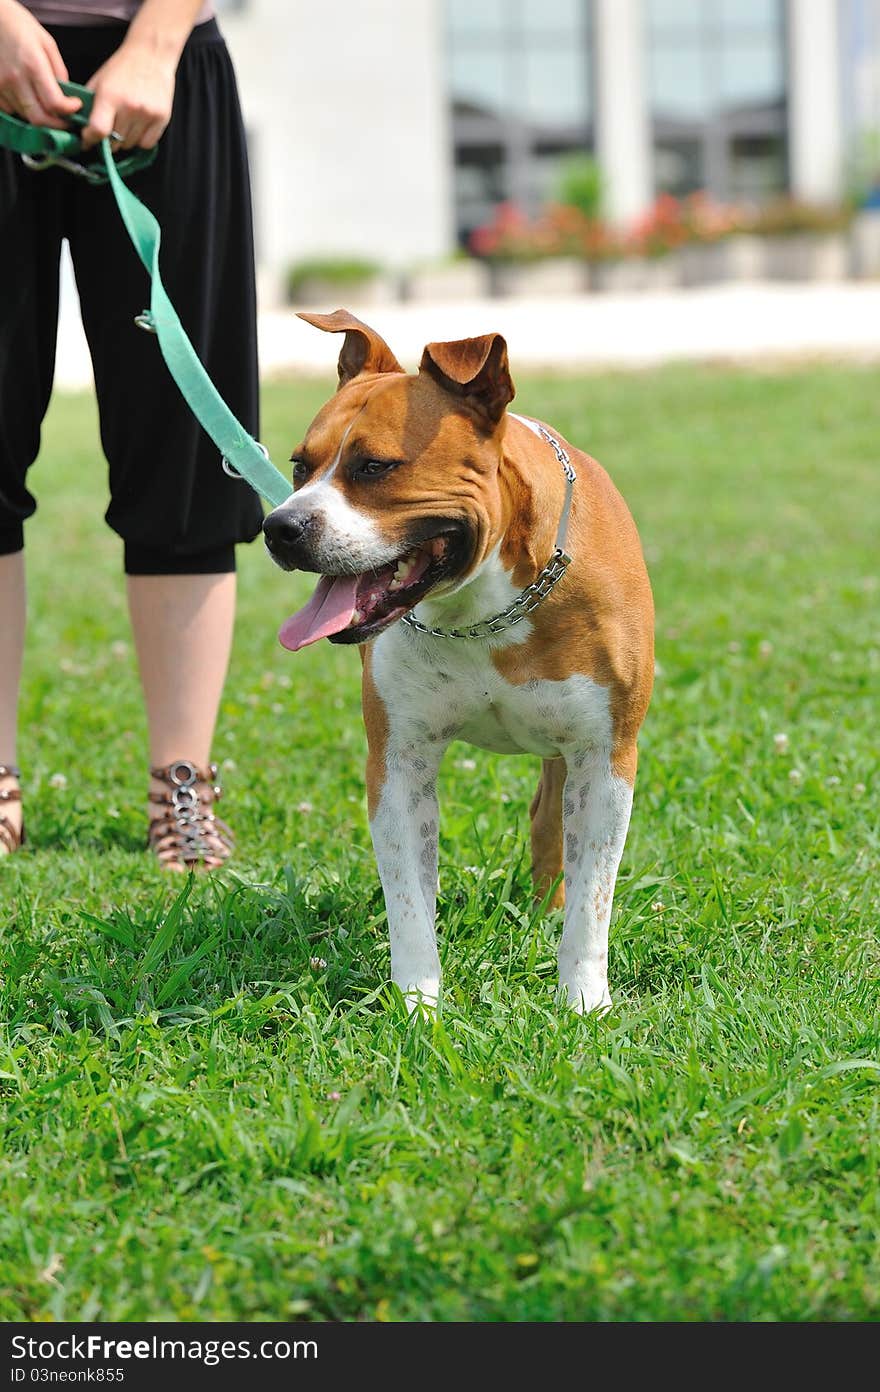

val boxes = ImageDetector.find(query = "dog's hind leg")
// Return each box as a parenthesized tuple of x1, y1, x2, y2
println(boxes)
(529, 757, 566, 910)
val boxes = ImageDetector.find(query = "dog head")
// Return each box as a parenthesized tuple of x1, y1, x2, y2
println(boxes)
(263, 309, 516, 650)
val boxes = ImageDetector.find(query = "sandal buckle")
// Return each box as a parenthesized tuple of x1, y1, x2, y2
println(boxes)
(167, 759, 198, 788)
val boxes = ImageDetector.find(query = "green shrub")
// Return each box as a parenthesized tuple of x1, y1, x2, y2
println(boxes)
(743, 198, 855, 236)
(846, 130, 880, 207)
(285, 256, 382, 301)
(556, 153, 604, 221)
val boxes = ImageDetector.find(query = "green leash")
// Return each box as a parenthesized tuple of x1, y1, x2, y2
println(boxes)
(100, 143, 293, 506)
(8, 80, 155, 183)
(1, 82, 294, 508)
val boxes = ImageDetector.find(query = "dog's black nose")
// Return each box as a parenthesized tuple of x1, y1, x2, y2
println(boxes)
(263, 509, 311, 552)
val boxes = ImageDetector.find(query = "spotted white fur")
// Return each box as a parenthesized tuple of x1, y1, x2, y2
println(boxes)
(369, 745, 443, 1009)
(557, 757, 633, 1012)
(369, 618, 631, 1012)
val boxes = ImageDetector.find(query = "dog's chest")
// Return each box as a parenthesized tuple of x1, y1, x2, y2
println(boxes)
(370, 626, 612, 758)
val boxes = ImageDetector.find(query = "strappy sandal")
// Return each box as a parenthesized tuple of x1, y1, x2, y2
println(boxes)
(148, 759, 234, 872)
(0, 764, 24, 856)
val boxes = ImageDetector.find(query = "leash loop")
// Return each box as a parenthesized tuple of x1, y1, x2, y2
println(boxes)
(9, 81, 156, 183)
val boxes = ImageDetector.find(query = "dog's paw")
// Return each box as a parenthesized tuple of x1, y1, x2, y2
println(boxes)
(398, 980, 440, 1017)
(559, 978, 612, 1016)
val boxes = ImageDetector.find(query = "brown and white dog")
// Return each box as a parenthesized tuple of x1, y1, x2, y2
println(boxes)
(263, 310, 654, 1013)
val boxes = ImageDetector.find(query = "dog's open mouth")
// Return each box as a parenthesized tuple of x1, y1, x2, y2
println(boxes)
(278, 536, 453, 651)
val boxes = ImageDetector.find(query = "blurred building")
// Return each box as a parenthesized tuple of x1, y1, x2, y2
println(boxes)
(217, 0, 880, 298)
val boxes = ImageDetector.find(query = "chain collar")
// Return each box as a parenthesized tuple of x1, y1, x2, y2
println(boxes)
(402, 419, 576, 641)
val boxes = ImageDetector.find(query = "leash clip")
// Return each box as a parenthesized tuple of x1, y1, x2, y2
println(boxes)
(134, 310, 157, 334)
(222, 441, 270, 480)
(21, 149, 104, 183)
(20, 152, 57, 173)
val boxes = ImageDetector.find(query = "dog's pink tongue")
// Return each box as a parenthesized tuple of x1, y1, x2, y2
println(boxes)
(278, 575, 359, 652)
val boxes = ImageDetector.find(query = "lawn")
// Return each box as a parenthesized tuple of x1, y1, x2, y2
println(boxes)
(1, 363, 877, 1321)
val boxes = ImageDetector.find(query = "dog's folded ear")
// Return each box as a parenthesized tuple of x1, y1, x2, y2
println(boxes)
(419, 333, 515, 427)
(297, 309, 404, 388)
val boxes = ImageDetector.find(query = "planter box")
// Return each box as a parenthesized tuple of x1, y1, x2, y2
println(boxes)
(591, 259, 643, 293)
(850, 209, 880, 279)
(291, 273, 399, 307)
(720, 233, 768, 281)
(403, 259, 491, 301)
(680, 235, 767, 285)
(489, 257, 588, 297)
(763, 231, 849, 282)
(591, 256, 678, 293)
(679, 242, 724, 286)
(639, 256, 681, 291)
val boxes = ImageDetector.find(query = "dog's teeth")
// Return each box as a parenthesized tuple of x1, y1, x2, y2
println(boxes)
(393, 553, 417, 584)
(351, 609, 363, 624)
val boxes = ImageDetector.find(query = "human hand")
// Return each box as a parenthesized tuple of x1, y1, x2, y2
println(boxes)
(81, 38, 176, 150)
(0, 0, 82, 128)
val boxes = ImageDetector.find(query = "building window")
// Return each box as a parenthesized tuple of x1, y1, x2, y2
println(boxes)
(647, 0, 788, 201)
(447, 0, 595, 246)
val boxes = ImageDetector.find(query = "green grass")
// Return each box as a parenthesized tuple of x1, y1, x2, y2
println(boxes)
(1, 364, 878, 1321)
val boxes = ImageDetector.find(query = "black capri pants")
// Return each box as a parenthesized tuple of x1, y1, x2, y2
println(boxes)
(0, 18, 264, 574)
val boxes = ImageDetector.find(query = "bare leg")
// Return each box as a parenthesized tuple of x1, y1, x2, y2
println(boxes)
(127, 572, 236, 868)
(0, 551, 26, 851)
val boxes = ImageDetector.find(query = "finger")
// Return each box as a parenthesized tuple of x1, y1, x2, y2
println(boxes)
(80, 92, 117, 147)
(30, 61, 82, 121)
(125, 121, 153, 151)
(119, 119, 149, 151)
(43, 37, 71, 84)
(138, 117, 168, 150)
(13, 92, 81, 127)
(13, 79, 63, 129)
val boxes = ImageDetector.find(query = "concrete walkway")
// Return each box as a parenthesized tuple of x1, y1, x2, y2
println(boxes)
(55, 268, 880, 391)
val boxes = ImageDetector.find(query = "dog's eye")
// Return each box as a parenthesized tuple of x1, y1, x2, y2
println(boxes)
(355, 458, 399, 479)
(291, 458, 309, 485)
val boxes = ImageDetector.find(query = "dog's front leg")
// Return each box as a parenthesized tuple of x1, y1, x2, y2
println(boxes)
(367, 743, 443, 1011)
(557, 749, 635, 1014)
